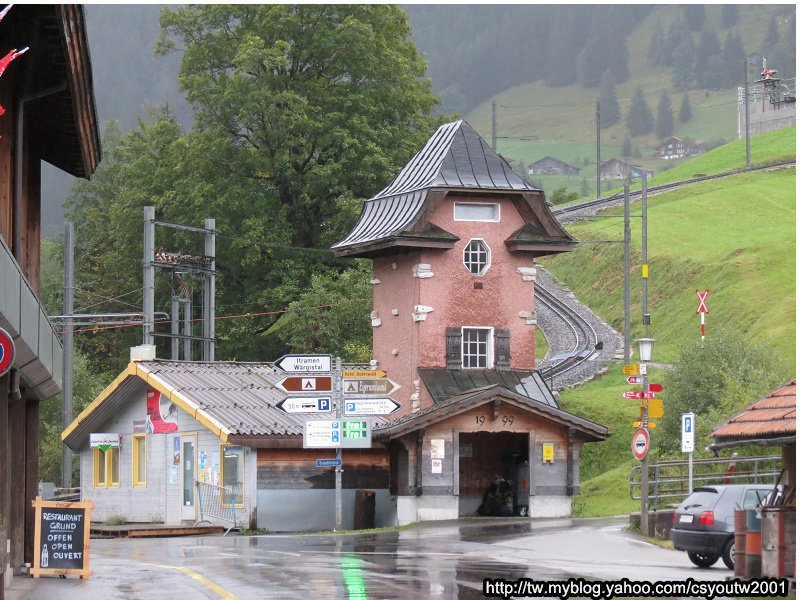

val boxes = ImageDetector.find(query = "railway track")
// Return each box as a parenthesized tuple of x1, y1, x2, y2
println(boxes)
(552, 160, 795, 222)
(534, 281, 602, 389)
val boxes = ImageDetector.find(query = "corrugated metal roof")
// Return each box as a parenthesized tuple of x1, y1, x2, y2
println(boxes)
(63, 361, 387, 450)
(710, 380, 796, 442)
(332, 120, 540, 252)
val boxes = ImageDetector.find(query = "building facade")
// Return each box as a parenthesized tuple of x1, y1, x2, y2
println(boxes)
(0, 5, 99, 589)
(333, 120, 608, 523)
(527, 156, 580, 176)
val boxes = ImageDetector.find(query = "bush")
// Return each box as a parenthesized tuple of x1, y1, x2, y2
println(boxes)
(550, 187, 581, 205)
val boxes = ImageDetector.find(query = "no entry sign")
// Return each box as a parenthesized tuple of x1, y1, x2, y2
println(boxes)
(631, 428, 650, 461)
(0, 327, 15, 377)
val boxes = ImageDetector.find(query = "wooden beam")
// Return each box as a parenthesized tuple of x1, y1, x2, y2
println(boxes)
(9, 394, 26, 572)
(24, 398, 39, 565)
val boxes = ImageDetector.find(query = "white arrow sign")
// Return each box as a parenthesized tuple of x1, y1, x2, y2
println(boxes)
(274, 354, 332, 373)
(342, 378, 400, 396)
(343, 397, 401, 416)
(303, 420, 340, 448)
(276, 396, 332, 414)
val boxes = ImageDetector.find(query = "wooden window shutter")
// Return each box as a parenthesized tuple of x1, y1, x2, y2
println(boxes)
(495, 329, 511, 371)
(446, 327, 462, 370)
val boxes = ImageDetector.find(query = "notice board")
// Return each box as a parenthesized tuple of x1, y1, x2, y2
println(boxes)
(30, 497, 93, 579)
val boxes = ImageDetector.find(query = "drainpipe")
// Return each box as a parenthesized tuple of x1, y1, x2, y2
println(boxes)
(13, 83, 68, 261)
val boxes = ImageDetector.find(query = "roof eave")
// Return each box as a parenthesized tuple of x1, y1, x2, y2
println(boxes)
(332, 236, 457, 258)
(709, 435, 796, 451)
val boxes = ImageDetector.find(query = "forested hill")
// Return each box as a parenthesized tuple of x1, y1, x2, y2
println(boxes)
(40, 4, 795, 233)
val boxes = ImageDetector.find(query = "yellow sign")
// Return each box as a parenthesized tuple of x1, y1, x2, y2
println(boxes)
(632, 421, 657, 429)
(542, 442, 555, 463)
(343, 369, 388, 379)
(642, 263, 649, 278)
(642, 399, 664, 419)
(623, 364, 640, 376)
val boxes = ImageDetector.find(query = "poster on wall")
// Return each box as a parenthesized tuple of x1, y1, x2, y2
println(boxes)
(146, 388, 179, 434)
(430, 439, 445, 460)
(431, 459, 443, 474)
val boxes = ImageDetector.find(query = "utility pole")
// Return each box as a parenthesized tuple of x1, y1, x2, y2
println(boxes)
(641, 365, 650, 535)
(596, 101, 601, 198)
(491, 100, 497, 151)
(744, 59, 751, 166)
(623, 179, 631, 363)
(641, 170, 649, 327)
(334, 356, 343, 531)
(203, 218, 215, 361)
(62, 222, 74, 488)
(142, 206, 155, 346)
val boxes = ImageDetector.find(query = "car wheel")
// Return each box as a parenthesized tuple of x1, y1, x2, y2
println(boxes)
(688, 551, 719, 568)
(722, 538, 735, 570)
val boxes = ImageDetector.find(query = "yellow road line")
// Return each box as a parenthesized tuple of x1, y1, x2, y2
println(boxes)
(144, 563, 238, 600)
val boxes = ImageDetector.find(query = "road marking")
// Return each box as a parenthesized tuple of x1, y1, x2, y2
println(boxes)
(144, 563, 237, 599)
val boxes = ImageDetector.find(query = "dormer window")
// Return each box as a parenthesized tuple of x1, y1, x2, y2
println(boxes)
(454, 202, 500, 222)
(463, 239, 490, 275)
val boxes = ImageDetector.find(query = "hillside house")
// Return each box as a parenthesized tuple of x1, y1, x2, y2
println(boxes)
(0, 4, 100, 587)
(599, 158, 654, 181)
(333, 120, 608, 523)
(527, 156, 579, 176)
(656, 136, 686, 159)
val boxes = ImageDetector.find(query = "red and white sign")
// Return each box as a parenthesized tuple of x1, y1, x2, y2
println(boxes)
(624, 391, 644, 399)
(631, 428, 650, 460)
(626, 376, 643, 384)
(648, 383, 664, 393)
(0, 327, 15, 377)
(695, 289, 710, 314)
(276, 376, 333, 393)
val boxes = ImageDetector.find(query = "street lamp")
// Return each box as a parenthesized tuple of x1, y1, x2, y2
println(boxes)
(635, 337, 655, 536)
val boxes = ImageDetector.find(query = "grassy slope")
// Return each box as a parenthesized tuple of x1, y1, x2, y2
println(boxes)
(547, 130, 796, 516)
(464, 5, 790, 198)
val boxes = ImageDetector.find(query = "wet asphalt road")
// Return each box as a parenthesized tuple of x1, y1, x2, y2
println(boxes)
(8, 516, 732, 599)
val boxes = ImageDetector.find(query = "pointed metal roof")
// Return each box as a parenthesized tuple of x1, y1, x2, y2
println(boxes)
(332, 120, 550, 256)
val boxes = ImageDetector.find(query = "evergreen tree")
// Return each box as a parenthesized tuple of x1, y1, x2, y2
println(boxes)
(761, 15, 780, 56)
(721, 5, 738, 29)
(648, 19, 665, 65)
(598, 71, 621, 128)
(671, 38, 696, 90)
(722, 31, 746, 87)
(621, 134, 632, 157)
(683, 5, 705, 32)
(655, 92, 674, 138)
(679, 92, 692, 124)
(625, 86, 654, 137)
(694, 27, 721, 85)
(666, 17, 692, 64)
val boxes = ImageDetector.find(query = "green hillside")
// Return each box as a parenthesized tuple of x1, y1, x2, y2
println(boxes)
(464, 5, 794, 199)
(544, 129, 796, 516)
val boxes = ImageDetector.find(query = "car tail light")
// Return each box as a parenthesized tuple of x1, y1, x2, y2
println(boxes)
(698, 511, 715, 525)
(672, 512, 678, 524)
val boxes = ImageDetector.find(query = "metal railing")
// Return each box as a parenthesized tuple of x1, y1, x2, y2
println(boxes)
(195, 481, 243, 536)
(630, 455, 782, 510)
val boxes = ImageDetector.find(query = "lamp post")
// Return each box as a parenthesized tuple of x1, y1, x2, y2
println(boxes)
(636, 337, 655, 536)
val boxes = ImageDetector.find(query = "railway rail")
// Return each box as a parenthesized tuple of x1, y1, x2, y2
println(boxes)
(552, 160, 795, 222)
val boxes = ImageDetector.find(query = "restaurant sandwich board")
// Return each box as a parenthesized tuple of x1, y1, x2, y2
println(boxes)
(30, 497, 93, 580)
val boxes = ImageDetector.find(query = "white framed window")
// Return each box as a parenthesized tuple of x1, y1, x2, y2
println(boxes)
(463, 239, 491, 275)
(454, 202, 500, 222)
(462, 327, 493, 368)
(221, 445, 245, 507)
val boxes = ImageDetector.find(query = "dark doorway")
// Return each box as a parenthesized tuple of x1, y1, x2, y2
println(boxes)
(458, 432, 529, 516)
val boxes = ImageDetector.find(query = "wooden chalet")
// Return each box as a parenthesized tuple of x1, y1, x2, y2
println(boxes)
(0, 4, 100, 587)
(527, 156, 579, 176)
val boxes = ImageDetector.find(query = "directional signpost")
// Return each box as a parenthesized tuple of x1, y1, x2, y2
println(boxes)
(303, 420, 340, 448)
(342, 378, 400, 396)
(276, 376, 332, 393)
(343, 369, 387, 379)
(275, 354, 332, 373)
(344, 397, 401, 416)
(316, 458, 342, 468)
(626, 376, 643, 384)
(276, 397, 332, 414)
(624, 391, 644, 400)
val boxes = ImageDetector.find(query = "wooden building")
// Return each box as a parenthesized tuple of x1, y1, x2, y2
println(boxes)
(62, 359, 394, 532)
(333, 120, 608, 522)
(527, 156, 579, 176)
(0, 5, 99, 589)
(598, 158, 654, 181)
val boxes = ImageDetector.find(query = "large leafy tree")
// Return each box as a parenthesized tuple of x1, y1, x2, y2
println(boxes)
(157, 4, 440, 250)
(65, 5, 443, 370)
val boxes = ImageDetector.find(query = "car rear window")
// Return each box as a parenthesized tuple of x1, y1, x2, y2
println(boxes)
(681, 489, 719, 509)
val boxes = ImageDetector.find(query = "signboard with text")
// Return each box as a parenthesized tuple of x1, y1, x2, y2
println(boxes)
(682, 412, 696, 453)
(30, 498, 93, 580)
(275, 354, 332, 373)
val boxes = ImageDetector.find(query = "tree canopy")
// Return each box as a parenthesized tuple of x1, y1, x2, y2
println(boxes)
(64, 5, 443, 374)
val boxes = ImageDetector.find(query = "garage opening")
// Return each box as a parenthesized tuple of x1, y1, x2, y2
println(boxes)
(458, 432, 529, 516)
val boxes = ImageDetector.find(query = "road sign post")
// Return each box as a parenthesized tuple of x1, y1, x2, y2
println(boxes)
(275, 354, 332, 373)
(695, 289, 710, 346)
(682, 412, 696, 491)
(343, 397, 401, 416)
